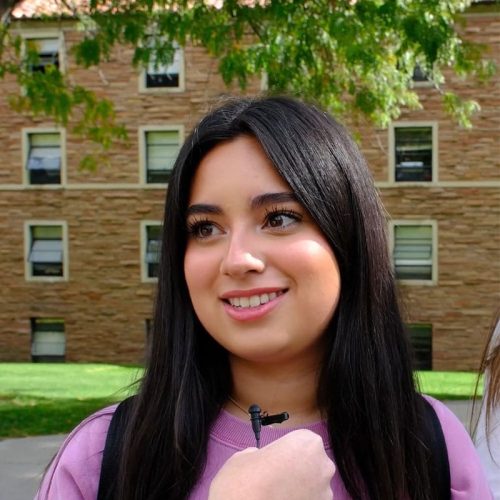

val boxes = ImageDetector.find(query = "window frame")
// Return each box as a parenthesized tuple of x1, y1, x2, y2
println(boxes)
(406, 323, 433, 371)
(21, 30, 65, 74)
(24, 221, 69, 282)
(22, 128, 66, 186)
(31, 317, 66, 362)
(138, 125, 184, 185)
(388, 122, 438, 184)
(388, 220, 438, 286)
(140, 221, 162, 283)
(411, 64, 433, 88)
(138, 45, 185, 93)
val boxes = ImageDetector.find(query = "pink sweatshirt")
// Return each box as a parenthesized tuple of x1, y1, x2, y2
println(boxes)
(35, 396, 491, 499)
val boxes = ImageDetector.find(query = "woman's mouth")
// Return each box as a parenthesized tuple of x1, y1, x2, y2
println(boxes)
(221, 289, 287, 320)
(226, 291, 284, 308)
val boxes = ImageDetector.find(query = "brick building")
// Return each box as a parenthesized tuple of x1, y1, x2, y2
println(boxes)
(0, 2, 498, 369)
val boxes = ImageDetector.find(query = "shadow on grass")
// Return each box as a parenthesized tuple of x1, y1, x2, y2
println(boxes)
(0, 395, 121, 438)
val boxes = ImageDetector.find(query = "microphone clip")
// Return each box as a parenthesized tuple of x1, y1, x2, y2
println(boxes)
(248, 404, 290, 448)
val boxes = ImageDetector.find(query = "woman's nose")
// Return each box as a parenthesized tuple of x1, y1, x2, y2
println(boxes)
(219, 232, 265, 277)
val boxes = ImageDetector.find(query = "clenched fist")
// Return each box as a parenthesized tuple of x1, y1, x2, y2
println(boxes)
(209, 429, 335, 500)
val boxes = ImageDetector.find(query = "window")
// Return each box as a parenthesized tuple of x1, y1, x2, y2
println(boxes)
(146, 225, 161, 278)
(25, 132, 62, 184)
(142, 128, 182, 184)
(392, 223, 436, 283)
(407, 323, 432, 370)
(146, 47, 182, 88)
(394, 126, 433, 182)
(412, 64, 430, 83)
(140, 44, 184, 92)
(142, 223, 161, 280)
(145, 319, 152, 338)
(26, 37, 60, 73)
(390, 123, 437, 183)
(31, 318, 65, 362)
(26, 224, 66, 279)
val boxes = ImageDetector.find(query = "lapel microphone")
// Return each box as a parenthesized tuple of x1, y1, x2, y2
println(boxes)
(248, 404, 289, 448)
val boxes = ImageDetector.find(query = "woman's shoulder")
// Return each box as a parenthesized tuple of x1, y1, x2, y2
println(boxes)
(54, 403, 118, 460)
(422, 395, 492, 499)
(35, 404, 118, 500)
(423, 395, 477, 457)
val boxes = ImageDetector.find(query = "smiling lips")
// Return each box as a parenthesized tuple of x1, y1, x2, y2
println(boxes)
(221, 289, 286, 321)
(227, 291, 280, 308)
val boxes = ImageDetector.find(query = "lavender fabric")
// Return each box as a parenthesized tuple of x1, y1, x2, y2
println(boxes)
(35, 396, 491, 499)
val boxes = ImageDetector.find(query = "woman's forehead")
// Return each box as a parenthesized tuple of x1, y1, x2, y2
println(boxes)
(187, 136, 293, 205)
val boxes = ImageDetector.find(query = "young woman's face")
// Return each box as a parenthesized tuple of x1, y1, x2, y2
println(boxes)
(184, 136, 341, 366)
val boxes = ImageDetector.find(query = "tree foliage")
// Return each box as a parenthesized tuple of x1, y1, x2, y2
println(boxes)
(0, 0, 496, 166)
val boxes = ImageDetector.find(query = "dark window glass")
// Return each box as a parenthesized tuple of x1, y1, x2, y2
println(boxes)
(31, 318, 65, 362)
(29, 226, 64, 277)
(28, 38, 60, 73)
(145, 47, 181, 89)
(407, 323, 432, 370)
(145, 131, 180, 184)
(146, 225, 161, 278)
(395, 127, 433, 182)
(146, 72, 179, 88)
(412, 64, 429, 83)
(27, 133, 61, 185)
(393, 225, 433, 281)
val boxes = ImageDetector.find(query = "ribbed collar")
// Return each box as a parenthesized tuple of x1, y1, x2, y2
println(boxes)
(210, 409, 331, 450)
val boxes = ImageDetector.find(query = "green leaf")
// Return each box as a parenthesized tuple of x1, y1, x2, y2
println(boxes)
(74, 37, 101, 67)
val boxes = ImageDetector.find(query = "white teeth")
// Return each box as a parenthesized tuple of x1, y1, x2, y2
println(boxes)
(227, 292, 281, 309)
(249, 295, 260, 307)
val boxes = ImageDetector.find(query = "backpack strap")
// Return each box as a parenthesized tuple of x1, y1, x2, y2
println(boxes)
(97, 396, 135, 500)
(96, 394, 451, 499)
(421, 396, 451, 500)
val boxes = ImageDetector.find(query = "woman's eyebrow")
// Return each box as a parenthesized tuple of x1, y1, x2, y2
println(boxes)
(186, 204, 222, 217)
(186, 192, 297, 217)
(250, 192, 298, 209)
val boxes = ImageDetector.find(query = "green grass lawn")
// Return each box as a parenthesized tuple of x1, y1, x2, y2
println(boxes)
(416, 370, 483, 401)
(0, 363, 484, 438)
(0, 363, 142, 437)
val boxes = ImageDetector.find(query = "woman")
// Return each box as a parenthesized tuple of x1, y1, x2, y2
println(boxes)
(475, 315, 500, 498)
(36, 96, 490, 499)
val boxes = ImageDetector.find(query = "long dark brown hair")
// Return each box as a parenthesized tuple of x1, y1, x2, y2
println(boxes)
(117, 96, 443, 499)
(473, 311, 500, 440)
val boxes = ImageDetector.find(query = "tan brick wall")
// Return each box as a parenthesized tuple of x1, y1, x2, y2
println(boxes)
(382, 186, 500, 370)
(0, 13, 498, 369)
(0, 189, 166, 361)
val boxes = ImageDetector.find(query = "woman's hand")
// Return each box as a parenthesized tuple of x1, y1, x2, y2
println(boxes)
(208, 429, 335, 500)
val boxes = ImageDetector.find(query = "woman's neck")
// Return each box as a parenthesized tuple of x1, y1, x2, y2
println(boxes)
(225, 355, 323, 427)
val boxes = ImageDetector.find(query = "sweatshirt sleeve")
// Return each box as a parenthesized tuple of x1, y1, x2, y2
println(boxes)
(34, 405, 116, 500)
(424, 396, 492, 500)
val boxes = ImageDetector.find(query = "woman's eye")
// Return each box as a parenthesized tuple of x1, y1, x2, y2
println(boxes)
(265, 210, 302, 229)
(188, 221, 222, 239)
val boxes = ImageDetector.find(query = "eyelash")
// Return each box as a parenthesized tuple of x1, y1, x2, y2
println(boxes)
(186, 206, 303, 239)
(263, 206, 303, 228)
(186, 217, 217, 239)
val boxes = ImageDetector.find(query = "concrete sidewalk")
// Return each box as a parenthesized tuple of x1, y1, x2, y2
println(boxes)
(0, 434, 65, 500)
(0, 400, 474, 500)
